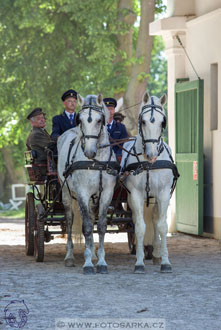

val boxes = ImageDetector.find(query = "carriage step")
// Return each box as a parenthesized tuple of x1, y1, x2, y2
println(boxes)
(45, 217, 65, 221)
(46, 231, 64, 235)
(107, 217, 133, 224)
(108, 209, 131, 216)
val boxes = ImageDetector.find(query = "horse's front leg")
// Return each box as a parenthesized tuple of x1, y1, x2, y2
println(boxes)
(78, 195, 95, 274)
(152, 203, 161, 265)
(128, 191, 146, 273)
(89, 199, 98, 261)
(89, 232, 97, 261)
(62, 186, 75, 267)
(156, 195, 172, 273)
(96, 189, 113, 274)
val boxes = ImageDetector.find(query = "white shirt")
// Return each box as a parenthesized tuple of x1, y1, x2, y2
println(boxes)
(107, 120, 113, 130)
(65, 111, 75, 120)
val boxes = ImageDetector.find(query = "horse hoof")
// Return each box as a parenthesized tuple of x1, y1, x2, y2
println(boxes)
(152, 257, 161, 265)
(65, 259, 75, 267)
(83, 266, 95, 275)
(144, 245, 153, 260)
(96, 265, 108, 274)
(161, 264, 172, 273)
(134, 265, 145, 274)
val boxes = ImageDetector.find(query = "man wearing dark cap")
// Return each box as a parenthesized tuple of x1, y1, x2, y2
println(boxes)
(51, 89, 78, 140)
(26, 108, 56, 163)
(113, 112, 126, 123)
(103, 97, 128, 156)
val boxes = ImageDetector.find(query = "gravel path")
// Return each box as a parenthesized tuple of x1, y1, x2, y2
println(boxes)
(0, 218, 221, 330)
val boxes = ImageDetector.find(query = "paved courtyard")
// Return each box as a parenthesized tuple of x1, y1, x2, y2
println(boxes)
(0, 218, 221, 330)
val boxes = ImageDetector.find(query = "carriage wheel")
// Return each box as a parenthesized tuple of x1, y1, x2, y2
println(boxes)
(127, 230, 136, 255)
(34, 204, 45, 262)
(25, 192, 35, 256)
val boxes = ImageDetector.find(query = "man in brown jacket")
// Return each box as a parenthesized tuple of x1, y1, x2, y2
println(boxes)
(26, 108, 56, 163)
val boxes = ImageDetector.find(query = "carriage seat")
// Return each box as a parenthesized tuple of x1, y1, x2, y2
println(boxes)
(24, 149, 57, 183)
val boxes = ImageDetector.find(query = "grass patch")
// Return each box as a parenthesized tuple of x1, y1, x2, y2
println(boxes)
(0, 207, 25, 219)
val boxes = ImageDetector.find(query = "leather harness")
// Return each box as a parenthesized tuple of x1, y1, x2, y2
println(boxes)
(63, 97, 180, 206)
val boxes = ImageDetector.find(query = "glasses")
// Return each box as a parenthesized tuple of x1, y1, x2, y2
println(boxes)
(67, 100, 76, 104)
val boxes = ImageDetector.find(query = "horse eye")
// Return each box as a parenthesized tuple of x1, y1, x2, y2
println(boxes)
(142, 120, 145, 125)
(97, 119, 101, 124)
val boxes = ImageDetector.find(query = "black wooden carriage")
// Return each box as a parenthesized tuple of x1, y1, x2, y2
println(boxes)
(24, 150, 66, 262)
(24, 151, 141, 262)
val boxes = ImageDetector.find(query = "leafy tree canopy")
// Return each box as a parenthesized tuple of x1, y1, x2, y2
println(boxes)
(0, 0, 166, 164)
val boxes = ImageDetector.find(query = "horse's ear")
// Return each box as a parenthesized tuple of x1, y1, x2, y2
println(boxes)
(97, 93, 103, 106)
(143, 91, 150, 104)
(160, 93, 167, 106)
(77, 94, 84, 106)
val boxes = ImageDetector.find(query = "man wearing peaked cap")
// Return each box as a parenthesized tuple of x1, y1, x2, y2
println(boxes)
(103, 97, 117, 108)
(51, 89, 78, 140)
(113, 112, 125, 122)
(26, 108, 56, 163)
(26, 107, 46, 120)
(61, 89, 78, 102)
(103, 97, 128, 156)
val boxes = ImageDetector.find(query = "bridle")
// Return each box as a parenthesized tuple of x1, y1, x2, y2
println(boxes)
(79, 97, 105, 148)
(138, 96, 166, 155)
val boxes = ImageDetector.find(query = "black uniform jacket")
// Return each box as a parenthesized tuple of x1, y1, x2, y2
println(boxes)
(108, 120, 128, 155)
(51, 111, 76, 140)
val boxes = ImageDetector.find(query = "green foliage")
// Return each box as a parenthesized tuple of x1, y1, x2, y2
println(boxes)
(0, 0, 121, 141)
(155, 0, 167, 16)
(0, 0, 167, 166)
(0, 207, 25, 219)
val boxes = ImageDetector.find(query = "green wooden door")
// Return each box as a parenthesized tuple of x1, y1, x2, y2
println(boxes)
(175, 79, 204, 235)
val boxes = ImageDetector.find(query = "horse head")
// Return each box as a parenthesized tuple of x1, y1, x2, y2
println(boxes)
(76, 94, 109, 159)
(138, 91, 167, 163)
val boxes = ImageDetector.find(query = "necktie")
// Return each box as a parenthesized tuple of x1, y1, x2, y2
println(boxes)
(107, 124, 111, 132)
(69, 114, 74, 125)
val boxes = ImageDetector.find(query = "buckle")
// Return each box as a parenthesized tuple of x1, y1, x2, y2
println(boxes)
(106, 166, 118, 176)
(131, 165, 144, 176)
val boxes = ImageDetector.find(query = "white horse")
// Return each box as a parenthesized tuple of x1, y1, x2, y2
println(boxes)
(121, 91, 179, 273)
(58, 94, 119, 274)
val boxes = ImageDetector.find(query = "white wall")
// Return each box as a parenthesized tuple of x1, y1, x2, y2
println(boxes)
(194, 0, 221, 17)
(167, 0, 221, 18)
(186, 10, 221, 223)
(166, 0, 195, 17)
(150, 1, 221, 238)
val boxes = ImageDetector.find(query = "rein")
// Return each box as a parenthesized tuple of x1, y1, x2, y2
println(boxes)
(99, 136, 139, 156)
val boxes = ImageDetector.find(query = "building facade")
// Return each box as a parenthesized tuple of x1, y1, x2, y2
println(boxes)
(150, 0, 221, 239)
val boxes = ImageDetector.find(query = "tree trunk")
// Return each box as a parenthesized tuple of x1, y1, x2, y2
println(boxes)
(1, 147, 19, 183)
(117, 0, 155, 136)
(114, 0, 137, 101)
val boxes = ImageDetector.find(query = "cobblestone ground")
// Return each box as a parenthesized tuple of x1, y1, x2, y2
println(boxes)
(0, 218, 221, 330)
